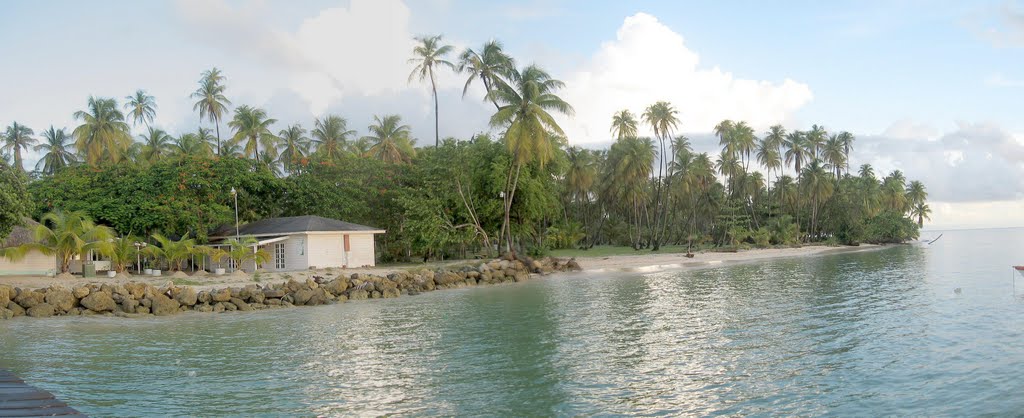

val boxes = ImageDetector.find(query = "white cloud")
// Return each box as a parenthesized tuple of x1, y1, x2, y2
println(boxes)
(559, 13, 814, 144)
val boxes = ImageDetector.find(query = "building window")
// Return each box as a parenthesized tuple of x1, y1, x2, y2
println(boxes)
(275, 243, 286, 269)
(297, 238, 305, 255)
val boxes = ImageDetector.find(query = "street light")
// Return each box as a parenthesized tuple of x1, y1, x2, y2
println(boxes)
(230, 187, 239, 240)
(133, 241, 147, 274)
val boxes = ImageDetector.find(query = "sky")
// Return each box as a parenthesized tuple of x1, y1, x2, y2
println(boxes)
(1, 0, 1023, 230)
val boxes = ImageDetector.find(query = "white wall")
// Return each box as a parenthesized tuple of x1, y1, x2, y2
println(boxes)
(0, 250, 56, 276)
(347, 233, 377, 267)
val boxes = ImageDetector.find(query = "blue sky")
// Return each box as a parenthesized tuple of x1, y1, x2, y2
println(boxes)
(2, 0, 1024, 229)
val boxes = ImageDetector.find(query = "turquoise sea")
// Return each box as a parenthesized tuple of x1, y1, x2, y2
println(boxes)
(2, 227, 1024, 416)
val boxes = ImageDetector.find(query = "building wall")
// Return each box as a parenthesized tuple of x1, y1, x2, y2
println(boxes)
(268, 236, 309, 271)
(347, 233, 377, 267)
(0, 250, 56, 276)
(307, 233, 345, 269)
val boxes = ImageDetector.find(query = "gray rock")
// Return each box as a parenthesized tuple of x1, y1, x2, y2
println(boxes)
(195, 303, 213, 313)
(229, 298, 252, 311)
(0, 285, 12, 307)
(150, 294, 181, 316)
(292, 289, 315, 305)
(80, 292, 116, 312)
(211, 288, 232, 303)
(121, 299, 140, 314)
(7, 302, 25, 317)
(263, 289, 285, 298)
(14, 290, 44, 309)
(175, 287, 198, 306)
(27, 303, 55, 318)
(44, 288, 76, 312)
(212, 302, 225, 313)
(197, 291, 211, 304)
(347, 289, 368, 300)
(223, 302, 237, 311)
(136, 306, 150, 315)
(0, 308, 13, 320)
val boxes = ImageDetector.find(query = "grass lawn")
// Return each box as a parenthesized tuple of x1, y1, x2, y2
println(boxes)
(549, 245, 694, 258)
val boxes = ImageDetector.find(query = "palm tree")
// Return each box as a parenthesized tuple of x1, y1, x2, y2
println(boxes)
(906, 180, 928, 207)
(714, 120, 736, 156)
(801, 160, 833, 240)
(642, 101, 680, 250)
(837, 131, 855, 175)
(604, 136, 655, 249)
(124, 89, 157, 127)
(228, 105, 277, 161)
(610, 110, 639, 140)
(490, 64, 574, 253)
(148, 233, 196, 272)
(195, 127, 217, 155)
(278, 124, 311, 173)
(173, 132, 213, 158)
(822, 134, 847, 179)
(311, 115, 356, 161)
(365, 115, 416, 164)
(224, 236, 270, 272)
(140, 127, 174, 163)
(2, 122, 36, 172)
(858, 163, 875, 180)
(191, 67, 232, 154)
(409, 34, 455, 146)
(805, 124, 827, 160)
(105, 236, 140, 273)
(783, 131, 808, 178)
(732, 121, 756, 171)
(72, 96, 133, 165)
(882, 171, 908, 212)
(1, 210, 114, 274)
(756, 133, 782, 216)
(565, 147, 598, 221)
(910, 202, 931, 227)
(458, 39, 514, 110)
(34, 126, 76, 174)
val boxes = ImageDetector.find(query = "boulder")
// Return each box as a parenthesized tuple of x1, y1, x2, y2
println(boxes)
(1, 308, 14, 320)
(381, 288, 400, 298)
(71, 284, 90, 299)
(195, 303, 213, 313)
(212, 302, 225, 313)
(150, 294, 181, 316)
(44, 288, 76, 312)
(229, 298, 252, 311)
(514, 271, 530, 282)
(248, 291, 265, 304)
(136, 306, 150, 315)
(263, 289, 285, 298)
(197, 291, 211, 304)
(175, 287, 198, 306)
(307, 289, 332, 306)
(26, 303, 55, 318)
(370, 291, 382, 299)
(292, 289, 315, 305)
(566, 258, 582, 271)
(80, 292, 116, 312)
(323, 279, 349, 296)
(14, 290, 44, 309)
(265, 298, 282, 305)
(211, 288, 232, 303)
(348, 289, 369, 300)
(0, 285, 12, 307)
(121, 299, 140, 314)
(7, 301, 25, 317)
(223, 302, 237, 311)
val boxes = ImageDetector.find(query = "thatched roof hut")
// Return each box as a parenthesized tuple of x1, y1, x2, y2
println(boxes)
(2, 219, 39, 248)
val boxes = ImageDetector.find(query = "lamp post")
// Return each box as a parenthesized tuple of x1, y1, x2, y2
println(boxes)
(133, 241, 146, 274)
(231, 187, 239, 240)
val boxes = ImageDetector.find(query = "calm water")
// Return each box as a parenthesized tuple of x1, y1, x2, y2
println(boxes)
(3, 228, 1024, 416)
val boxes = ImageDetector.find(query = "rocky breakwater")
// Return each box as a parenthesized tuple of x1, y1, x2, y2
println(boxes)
(0, 256, 581, 320)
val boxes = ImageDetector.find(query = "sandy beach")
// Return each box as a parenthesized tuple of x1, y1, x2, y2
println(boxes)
(0, 244, 884, 291)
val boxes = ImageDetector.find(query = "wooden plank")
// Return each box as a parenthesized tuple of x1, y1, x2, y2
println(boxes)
(0, 370, 80, 417)
(0, 393, 55, 402)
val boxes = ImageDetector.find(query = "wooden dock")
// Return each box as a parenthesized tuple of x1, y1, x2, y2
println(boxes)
(0, 370, 84, 417)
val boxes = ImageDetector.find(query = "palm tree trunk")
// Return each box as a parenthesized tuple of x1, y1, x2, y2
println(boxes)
(430, 71, 440, 147)
(215, 118, 222, 156)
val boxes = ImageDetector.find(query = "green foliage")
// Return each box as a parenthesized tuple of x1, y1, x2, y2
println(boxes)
(751, 227, 771, 248)
(864, 210, 920, 244)
(3, 210, 114, 273)
(0, 161, 30, 240)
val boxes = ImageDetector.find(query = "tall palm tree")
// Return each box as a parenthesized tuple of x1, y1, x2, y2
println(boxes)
(604, 136, 655, 249)
(72, 96, 132, 165)
(458, 39, 514, 110)
(906, 180, 927, 208)
(365, 115, 416, 164)
(1, 122, 36, 172)
(910, 202, 931, 227)
(837, 131, 855, 175)
(124, 89, 157, 127)
(805, 124, 828, 160)
(173, 132, 213, 158)
(311, 115, 356, 161)
(1, 210, 114, 274)
(822, 134, 847, 179)
(140, 127, 174, 163)
(565, 146, 598, 218)
(191, 67, 231, 154)
(783, 131, 808, 178)
(801, 160, 833, 240)
(277, 124, 311, 173)
(409, 34, 455, 146)
(756, 134, 782, 216)
(764, 124, 787, 173)
(642, 101, 679, 250)
(490, 64, 574, 253)
(610, 109, 639, 140)
(714, 119, 736, 156)
(228, 105, 277, 161)
(34, 126, 76, 174)
(195, 127, 217, 156)
(858, 163, 875, 180)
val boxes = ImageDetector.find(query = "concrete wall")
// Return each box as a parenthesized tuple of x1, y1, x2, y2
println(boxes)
(0, 250, 56, 276)
(347, 233, 377, 267)
(267, 236, 309, 272)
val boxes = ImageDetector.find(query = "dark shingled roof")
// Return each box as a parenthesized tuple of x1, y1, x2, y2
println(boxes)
(213, 215, 382, 237)
(2, 219, 39, 248)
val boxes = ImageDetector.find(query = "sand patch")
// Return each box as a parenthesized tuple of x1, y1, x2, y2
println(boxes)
(55, 272, 76, 280)
(169, 271, 190, 279)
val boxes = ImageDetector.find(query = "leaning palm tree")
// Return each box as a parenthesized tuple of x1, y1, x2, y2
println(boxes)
(364, 115, 416, 164)
(490, 64, 574, 254)
(610, 110, 638, 140)
(458, 39, 515, 110)
(140, 127, 174, 163)
(191, 68, 232, 154)
(278, 124, 311, 173)
(910, 202, 931, 227)
(1, 122, 36, 172)
(1, 210, 114, 274)
(228, 105, 277, 161)
(124, 89, 157, 127)
(34, 126, 77, 174)
(311, 115, 356, 161)
(72, 96, 133, 165)
(409, 34, 456, 146)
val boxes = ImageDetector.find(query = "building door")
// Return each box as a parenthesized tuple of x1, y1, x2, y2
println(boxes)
(275, 243, 286, 270)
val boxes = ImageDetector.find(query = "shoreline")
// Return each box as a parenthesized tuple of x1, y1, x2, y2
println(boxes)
(574, 244, 885, 274)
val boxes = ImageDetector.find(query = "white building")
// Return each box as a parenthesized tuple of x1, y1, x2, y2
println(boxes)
(0, 222, 56, 276)
(209, 215, 385, 272)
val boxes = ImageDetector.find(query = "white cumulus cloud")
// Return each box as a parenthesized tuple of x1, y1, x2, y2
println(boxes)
(559, 12, 814, 144)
